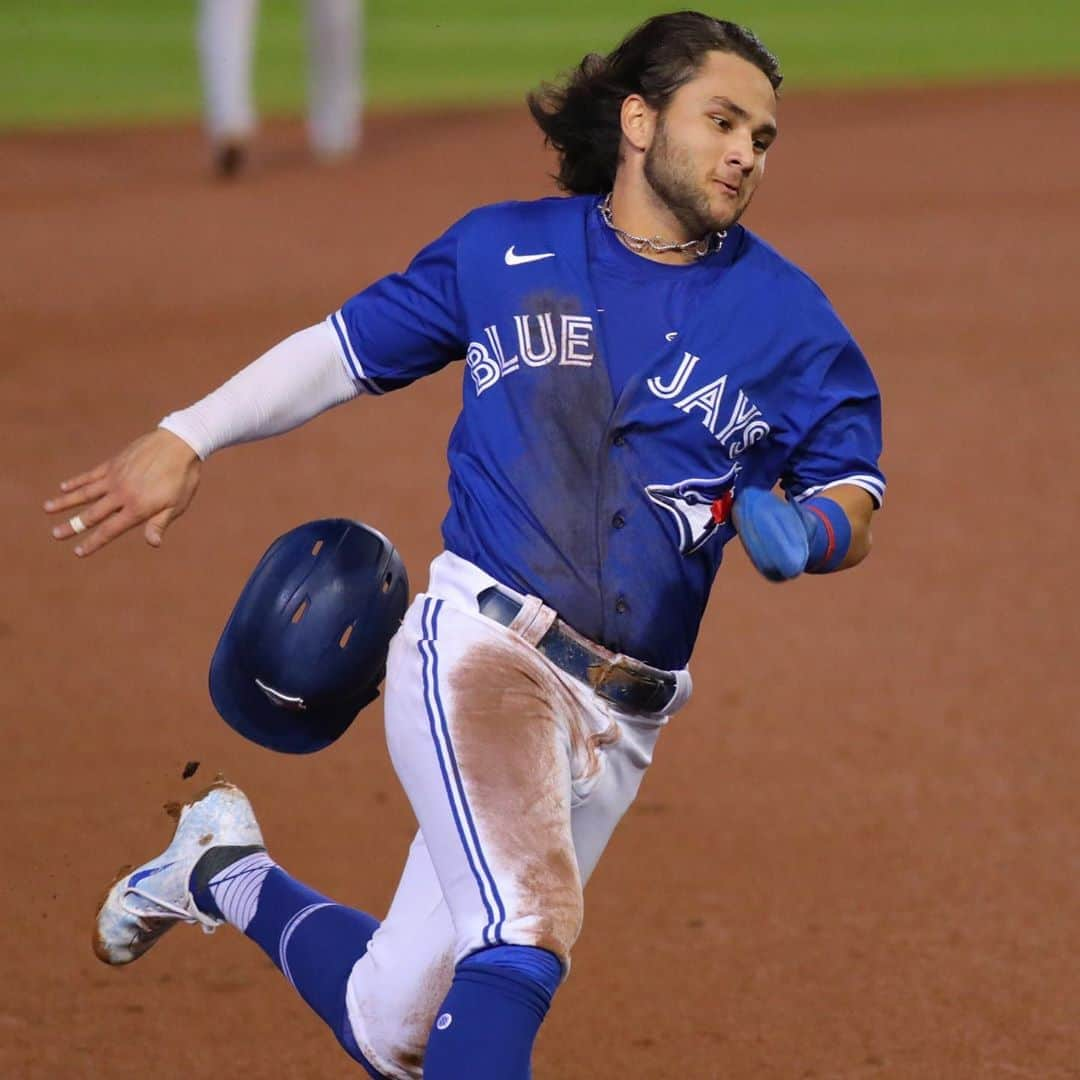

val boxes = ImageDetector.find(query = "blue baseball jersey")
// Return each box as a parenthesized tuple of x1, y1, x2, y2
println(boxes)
(329, 195, 885, 671)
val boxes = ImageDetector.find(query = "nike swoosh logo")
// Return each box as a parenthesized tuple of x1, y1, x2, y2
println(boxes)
(665, 331, 679, 341)
(504, 246, 556, 266)
(130, 861, 176, 888)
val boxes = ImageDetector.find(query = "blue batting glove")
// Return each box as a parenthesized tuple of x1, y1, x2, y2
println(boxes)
(731, 488, 809, 582)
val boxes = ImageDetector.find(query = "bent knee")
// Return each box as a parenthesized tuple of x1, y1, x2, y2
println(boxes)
(493, 882, 584, 967)
(460, 943, 564, 1000)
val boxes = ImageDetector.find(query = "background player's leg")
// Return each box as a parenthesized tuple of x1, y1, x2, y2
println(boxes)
(197, 0, 259, 174)
(306, 0, 362, 159)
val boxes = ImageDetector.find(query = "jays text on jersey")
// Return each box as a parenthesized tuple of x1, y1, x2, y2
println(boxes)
(329, 195, 885, 671)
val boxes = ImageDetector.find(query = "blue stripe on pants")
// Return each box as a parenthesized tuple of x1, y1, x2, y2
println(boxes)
(418, 597, 506, 945)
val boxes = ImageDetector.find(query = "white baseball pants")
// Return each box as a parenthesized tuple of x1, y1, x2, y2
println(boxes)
(344, 552, 692, 1079)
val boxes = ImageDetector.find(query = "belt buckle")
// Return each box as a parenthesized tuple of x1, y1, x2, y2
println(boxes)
(586, 657, 671, 714)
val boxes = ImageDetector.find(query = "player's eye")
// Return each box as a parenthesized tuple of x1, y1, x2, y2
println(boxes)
(710, 115, 732, 131)
(753, 139, 770, 152)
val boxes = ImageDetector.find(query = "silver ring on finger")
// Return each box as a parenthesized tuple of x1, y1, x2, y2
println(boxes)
(68, 514, 88, 535)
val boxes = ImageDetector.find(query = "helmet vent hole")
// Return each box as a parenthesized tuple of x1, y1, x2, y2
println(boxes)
(291, 598, 309, 624)
(382, 573, 393, 594)
(339, 625, 354, 649)
(311, 540, 324, 556)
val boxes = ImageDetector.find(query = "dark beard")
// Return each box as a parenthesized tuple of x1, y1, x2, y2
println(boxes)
(643, 117, 741, 235)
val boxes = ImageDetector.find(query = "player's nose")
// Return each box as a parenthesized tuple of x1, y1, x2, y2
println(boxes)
(723, 131, 755, 172)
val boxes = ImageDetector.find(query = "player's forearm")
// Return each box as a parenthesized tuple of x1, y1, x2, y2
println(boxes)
(159, 322, 359, 459)
(822, 484, 874, 570)
(734, 484, 875, 581)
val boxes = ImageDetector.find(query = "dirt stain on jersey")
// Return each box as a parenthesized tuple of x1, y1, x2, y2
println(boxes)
(522, 289, 583, 318)
(502, 288, 616, 645)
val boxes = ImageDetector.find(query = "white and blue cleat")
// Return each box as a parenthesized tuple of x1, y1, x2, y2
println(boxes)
(93, 779, 263, 965)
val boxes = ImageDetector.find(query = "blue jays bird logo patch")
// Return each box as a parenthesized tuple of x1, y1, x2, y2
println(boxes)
(645, 466, 740, 555)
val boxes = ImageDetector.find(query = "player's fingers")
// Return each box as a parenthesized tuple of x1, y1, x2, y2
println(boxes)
(71, 505, 143, 558)
(54, 462, 109, 496)
(50, 493, 121, 542)
(42, 478, 110, 516)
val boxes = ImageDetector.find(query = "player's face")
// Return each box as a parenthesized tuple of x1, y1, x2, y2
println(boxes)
(644, 50, 778, 234)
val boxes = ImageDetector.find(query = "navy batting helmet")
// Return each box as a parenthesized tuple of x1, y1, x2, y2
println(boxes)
(209, 519, 409, 753)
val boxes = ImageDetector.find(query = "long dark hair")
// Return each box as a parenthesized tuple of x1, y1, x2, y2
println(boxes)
(527, 11, 782, 195)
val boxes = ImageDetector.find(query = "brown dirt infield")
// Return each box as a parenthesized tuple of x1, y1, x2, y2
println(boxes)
(3, 81, 1079, 1078)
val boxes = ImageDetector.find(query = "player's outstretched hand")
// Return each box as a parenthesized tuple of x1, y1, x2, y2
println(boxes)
(44, 428, 202, 557)
(731, 487, 809, 582)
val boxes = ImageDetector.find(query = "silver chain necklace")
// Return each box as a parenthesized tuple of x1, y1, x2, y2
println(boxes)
(598, 192, 724, 259)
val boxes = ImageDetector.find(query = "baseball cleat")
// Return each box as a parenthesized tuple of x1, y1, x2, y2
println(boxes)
(213, 140, 247, 179)
(93, 778, 263, 965)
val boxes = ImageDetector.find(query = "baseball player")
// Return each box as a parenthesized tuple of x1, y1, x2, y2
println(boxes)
(198, 0, 364, 176)
(44, 13, 884, 1078)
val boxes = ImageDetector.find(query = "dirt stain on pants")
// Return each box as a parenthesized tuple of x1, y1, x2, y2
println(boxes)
(447, 639, 601, 964)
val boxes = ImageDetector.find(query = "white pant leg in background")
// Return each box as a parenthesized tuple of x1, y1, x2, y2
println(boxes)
(306, 0, 362, 156)
(197, 0, 259, 144)
(344, 553, 681, 1080)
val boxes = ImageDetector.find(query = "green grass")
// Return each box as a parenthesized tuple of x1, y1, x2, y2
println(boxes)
(2, 0, 1078, 129)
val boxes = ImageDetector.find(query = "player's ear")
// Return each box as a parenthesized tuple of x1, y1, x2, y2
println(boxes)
(620, 94, 655, 154)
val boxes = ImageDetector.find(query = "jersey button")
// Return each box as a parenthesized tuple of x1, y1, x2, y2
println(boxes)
(612, 512, 626, 529)
(615, 596, 629, 615)
(611, 431, 627, 447)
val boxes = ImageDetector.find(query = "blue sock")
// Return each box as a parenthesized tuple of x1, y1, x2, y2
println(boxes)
(422, 945, 563, 1079)
(192, 851, 386, 1078)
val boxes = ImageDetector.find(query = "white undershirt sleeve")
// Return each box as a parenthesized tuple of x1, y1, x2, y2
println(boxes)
(159, 322, 361, 459)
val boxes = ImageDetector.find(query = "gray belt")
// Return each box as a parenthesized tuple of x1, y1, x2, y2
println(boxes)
(476, 586, 677, 715)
